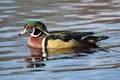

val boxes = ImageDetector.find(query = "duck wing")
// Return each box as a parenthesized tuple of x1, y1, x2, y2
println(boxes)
(71, 32, 94, 41)
(47, 31, 94, 42)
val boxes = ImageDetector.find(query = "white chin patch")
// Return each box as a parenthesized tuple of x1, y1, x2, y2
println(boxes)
(31, 28, 41, 37)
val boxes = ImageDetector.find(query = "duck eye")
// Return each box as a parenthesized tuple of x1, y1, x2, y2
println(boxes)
(29, 25, 33, 29)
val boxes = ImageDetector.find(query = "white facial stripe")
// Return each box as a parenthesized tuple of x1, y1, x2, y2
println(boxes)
(37, 27, 49, 35)
(30, 27, 41, 37)
(25, 24, 29, 29)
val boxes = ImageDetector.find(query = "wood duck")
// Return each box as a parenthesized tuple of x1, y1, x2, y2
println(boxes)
(19, 21, 108, 49)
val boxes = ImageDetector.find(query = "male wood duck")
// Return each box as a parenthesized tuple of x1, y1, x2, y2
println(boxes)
(19, 21, 108, 49)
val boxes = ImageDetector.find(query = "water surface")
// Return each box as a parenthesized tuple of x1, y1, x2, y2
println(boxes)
(0, 0, 120, 80)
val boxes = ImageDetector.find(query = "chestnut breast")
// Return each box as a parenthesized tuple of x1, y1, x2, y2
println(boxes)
(28, 37, 43, 48)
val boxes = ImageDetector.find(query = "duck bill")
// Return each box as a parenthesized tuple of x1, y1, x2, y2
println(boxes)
(19, 29, 27, 36)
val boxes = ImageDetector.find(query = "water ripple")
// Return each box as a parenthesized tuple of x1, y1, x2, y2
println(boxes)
(0, 0, 120, 80)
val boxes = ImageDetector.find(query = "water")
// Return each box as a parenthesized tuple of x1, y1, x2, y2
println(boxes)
(0, 0, 120, 80)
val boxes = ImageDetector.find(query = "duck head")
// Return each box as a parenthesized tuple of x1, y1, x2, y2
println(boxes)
(19, 21, 48, 37)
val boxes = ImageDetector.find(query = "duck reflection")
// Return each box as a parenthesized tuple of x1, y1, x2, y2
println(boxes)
(24, 62, 46, 68)
(24, 45, 98, 62)
(24, 45, 109, 68)
(24, 47, 47, 63)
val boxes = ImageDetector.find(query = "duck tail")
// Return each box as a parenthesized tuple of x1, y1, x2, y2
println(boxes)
(79, 36, 108, 48)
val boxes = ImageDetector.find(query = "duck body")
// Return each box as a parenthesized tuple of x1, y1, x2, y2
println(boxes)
(19, 21, 108, 49)
(28, 31, 94, 49)
(43, 31, 94, 49)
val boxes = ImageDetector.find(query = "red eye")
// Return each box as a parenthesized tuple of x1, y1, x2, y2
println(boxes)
(29, 25, 33, 28)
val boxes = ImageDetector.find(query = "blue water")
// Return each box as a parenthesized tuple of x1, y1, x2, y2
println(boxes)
(0, 0, 120, 80)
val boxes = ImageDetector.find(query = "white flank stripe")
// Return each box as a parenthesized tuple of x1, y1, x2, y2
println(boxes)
(42, 36, 47, 58)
